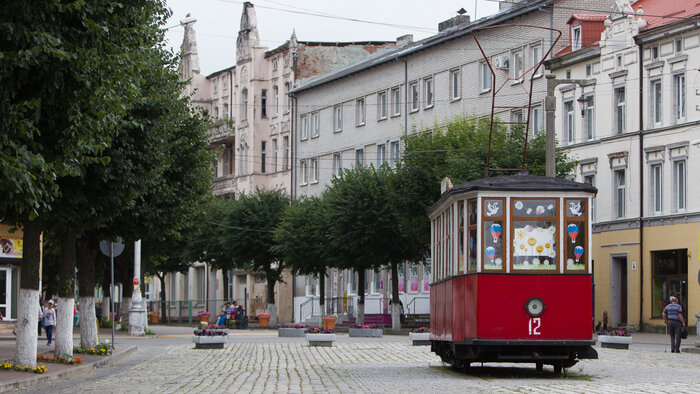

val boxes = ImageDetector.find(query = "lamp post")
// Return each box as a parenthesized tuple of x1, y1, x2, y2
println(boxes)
(545, 75, 591, 177)
(128, 240, 147, 336)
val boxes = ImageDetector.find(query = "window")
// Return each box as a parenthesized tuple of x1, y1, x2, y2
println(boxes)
(196, 267, 206, 301)
(241, 89, 248, 121)
(261, 89, 267, 118)
(511, 110, 523, 125)
(310, 158, 318, 183)
(389, 140, 400, 168)
(284, 82, 291, 113)
(532, 106, 543, 136)
(583, 174, 596, 220)
(614, 169, 626, 218)
(410, 83, 419, 111)
(311, 112, 319, 138)
(300, 160, 308, 185)
(564, 198, 588, 272)
(214, 106, 219, 121)
(615, 87, 626, 134)
(585, 96, 594, 140)
(675, 38, 683, 54)
(650, 163, 662, 214)
(333, 104, 343, 132)
(673, 160, 686, 211)
(391, 87, 401, 116)
(222, 145, 233, 175)
(271, 139, 277, 172)
(564, 101, 574, 144)
(272, 85, 278, 117)
(376, 143, 386, 167)
(651, 80, 662, 125)
(450, 69, 461, 99)
(651, 44, 659, 61)
(261, 141, 266, 173)
(356, 98, 366, 125)
(531, 45, 542, 76)
(480, 62, 491, 91)
(378, 91, 387, 120)
(282, 136, 289, 170)
(213, 78, 218, 95)
(300, 115, 308, 140)
(674, 74, 686, 120)
(272, 58, 278, 71)
(512, 198, 559, 272)
(467, 200, 477, 272)
(355, 148, 364, 166)
(482, 198, 505, 272)
(652, 249, 688, 317)
(512, 51, 523, 79)
(585, 64, 592, 77)
(457, 201, 465, 274)
(616, 54, 622, 68)
(371, 270, 380, 294)
(572, 25, 582, 51)
(424, 78, 434, 108)
(565, 70, 571, 79)
(222, 74, 228, 91)
(332, 152, 342, 178)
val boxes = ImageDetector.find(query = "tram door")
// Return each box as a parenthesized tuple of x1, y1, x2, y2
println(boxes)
(610, 256, 628, 327)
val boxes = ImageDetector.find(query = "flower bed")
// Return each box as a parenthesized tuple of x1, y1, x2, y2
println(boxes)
(348, 324, 383, 338)
(257, 313, 271, 328)
(74, 343, 114, 356)
(192, 328, 228, 349)
(0, 363, 47, 374)
(410, 327, 430, 346)
(306, 327, 336, 347)
(279, 323, 308, 337)
(37, 354, 83, 365)
(597, 330, 632, 349)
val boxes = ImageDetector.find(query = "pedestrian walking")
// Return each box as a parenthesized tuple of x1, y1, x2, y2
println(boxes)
(663, 296, 685, 353)
(43, 300, 56, 346)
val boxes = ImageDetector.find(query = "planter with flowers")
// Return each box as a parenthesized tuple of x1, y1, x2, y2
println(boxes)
(597, 329, 632, 349)
(348, 324, 383, 338)
(148, 311, 160, 324)
(305, 327, 336, 347)
(278, 323, 308, 337)
(192, 328, 228, 349)
(257, 313, 271, 328)
(321, 315, 337, 330)
(410, 327, 430, 346)
(197, 311, 211, 324)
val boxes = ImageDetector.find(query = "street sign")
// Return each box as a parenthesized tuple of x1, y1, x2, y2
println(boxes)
(99, 238, 124, 257)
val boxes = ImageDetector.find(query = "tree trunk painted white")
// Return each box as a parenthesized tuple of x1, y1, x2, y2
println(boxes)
(79, 296, 98, 349)
(119, 297, 131, 328)
(357, 302, 365, 325)
(15, 289, 39, 368)
(267, 303, 278, 327)
(54, 297, 74, 358)
(103, 296, 111, 322)
(391, 303, 402, 331)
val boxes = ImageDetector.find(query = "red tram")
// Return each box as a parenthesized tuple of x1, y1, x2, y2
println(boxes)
(428, 174, 598, 373)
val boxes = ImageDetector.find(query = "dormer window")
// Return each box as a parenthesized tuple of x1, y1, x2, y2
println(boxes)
(572, 25, 582, 51)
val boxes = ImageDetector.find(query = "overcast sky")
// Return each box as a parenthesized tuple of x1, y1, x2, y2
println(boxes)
(164, 0, 502, 75)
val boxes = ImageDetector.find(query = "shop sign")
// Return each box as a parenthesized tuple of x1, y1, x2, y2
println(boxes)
(0, 237, 22, 259)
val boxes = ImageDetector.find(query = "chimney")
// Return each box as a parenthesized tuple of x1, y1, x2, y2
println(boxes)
(438, 8, 471, 32)
(396, 34, 413, 46)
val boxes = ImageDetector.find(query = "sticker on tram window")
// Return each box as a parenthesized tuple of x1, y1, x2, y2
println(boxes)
(513, 199, 556, 217)
(528, 317, 541, 335)
(566, 199, 586, 218)
(565, 221, 587, 271)
(484, 199, 502, 217)
(512, 221, 556, 271)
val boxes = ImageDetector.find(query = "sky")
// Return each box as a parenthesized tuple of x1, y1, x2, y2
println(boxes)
(164, 0, 502, 76)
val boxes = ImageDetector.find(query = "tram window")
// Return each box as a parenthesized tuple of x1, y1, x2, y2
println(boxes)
(564, 198, 588, 272)
(458, 201, 465, 274)
(512, 199, 558, 272)
(467, 199, 477, 272)
(483, 198, 505, 271)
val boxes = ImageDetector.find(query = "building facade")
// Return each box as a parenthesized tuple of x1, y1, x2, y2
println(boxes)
(547, 0, 700, 330)
(0, 224, 22, 321)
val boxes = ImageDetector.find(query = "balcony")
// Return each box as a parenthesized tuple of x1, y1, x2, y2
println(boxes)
(212, 175, 238, 196)
(207, 119, 235, 144)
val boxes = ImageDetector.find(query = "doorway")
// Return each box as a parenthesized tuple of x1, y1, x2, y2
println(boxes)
(610, 255, 628, 327)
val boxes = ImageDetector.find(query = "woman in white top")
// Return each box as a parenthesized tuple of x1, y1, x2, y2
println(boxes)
(43, 300, 56, 346)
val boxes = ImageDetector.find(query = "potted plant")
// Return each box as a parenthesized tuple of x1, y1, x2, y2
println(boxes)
(321, 315, 337, 330)
(348, 323, 383, 338)
(257, 313, 271, 328)
(278, 323, 308, 337)
(197, 311, 211, 324)
(410, 327, 430, 346)
(597, 329, 632, 349)
(148, 311, 160, 324)
(192, 328, 228, 349)
(305, 327, 336, 347)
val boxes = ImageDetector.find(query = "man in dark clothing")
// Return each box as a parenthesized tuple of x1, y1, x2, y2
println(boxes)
(663, 296, 685, 353)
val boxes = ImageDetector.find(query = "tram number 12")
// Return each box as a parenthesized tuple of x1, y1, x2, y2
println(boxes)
(528, 318, 541, 335)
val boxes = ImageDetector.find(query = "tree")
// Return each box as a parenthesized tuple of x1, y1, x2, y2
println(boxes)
(144, 242, 191, 324)
(323, 166, 411, 325)
(273, 196, 333, 318)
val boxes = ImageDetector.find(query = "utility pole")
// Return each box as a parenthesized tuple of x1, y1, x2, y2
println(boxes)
(545, 74, 590, 177)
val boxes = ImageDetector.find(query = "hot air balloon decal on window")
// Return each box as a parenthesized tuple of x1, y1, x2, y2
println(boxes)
(567, 223, 579, 243)
(490, 223, 502, 243)
(574, 246, 584, 262)
(485, 246, 496, 264)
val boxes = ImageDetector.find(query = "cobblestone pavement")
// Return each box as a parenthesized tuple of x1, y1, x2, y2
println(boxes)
(25, 334, 700, 393)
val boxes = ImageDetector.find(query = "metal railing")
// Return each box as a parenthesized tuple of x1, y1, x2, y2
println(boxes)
(298, 296, 357, 322)
(405, 296, 430, 315)
(104, 299, 232, 325)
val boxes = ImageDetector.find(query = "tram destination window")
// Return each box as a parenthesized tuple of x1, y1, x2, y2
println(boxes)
(482, 198, 505, 271)
(511, 199, 558, 271)
(564, 198, 588, 272)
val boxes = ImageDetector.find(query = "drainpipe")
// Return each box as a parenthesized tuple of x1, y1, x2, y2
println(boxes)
(403, 59, 408, 137)
(291, 93, 297, 200)
(637, 42, 645, 331)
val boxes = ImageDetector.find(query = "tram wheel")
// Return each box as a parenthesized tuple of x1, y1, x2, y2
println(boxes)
(535, 362, 543, 371)
(553, 362, 563, 375)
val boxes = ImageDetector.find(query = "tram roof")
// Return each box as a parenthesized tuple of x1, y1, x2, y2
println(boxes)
(429, 174, 597, 214)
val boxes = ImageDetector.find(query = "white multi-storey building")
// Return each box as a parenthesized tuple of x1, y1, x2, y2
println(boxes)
(547, 0, 700, 331)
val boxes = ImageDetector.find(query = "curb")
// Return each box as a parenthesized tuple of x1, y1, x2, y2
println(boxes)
(0, 345, 138, 393)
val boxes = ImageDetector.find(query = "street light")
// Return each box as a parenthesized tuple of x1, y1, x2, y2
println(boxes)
(577, 94, 588, 117)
